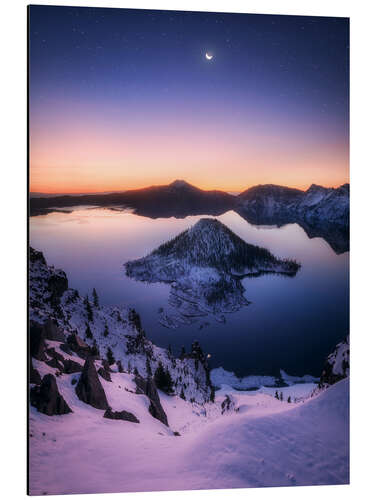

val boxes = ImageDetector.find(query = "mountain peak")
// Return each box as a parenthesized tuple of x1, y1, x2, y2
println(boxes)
(169, 179, 195, 189)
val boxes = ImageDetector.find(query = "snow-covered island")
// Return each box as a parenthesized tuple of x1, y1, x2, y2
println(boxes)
(125, 218, 300, 328)
(29, 247, 349, 495)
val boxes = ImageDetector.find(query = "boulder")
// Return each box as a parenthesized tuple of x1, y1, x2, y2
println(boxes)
(63, 359, 83, 374)
(135, 375, 168, 427)
(75, 357, 109, 410)
(103, 408, 139, 423)
(30, 374, 72, 415)
(30, 361, 42, 385)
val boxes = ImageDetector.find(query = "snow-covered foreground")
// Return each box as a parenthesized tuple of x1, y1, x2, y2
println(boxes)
(29, 377, 349, 495)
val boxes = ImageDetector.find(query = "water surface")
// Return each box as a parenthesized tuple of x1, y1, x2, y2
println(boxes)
(30, 207, 349, 377)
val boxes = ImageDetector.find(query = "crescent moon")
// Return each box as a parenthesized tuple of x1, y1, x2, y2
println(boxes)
(205, 53, 213, 60)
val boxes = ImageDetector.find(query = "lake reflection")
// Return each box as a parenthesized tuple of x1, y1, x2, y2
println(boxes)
(30, 208, 349, 377)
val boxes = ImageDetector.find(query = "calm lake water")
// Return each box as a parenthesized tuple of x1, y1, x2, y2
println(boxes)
(30, 207, 349, 378)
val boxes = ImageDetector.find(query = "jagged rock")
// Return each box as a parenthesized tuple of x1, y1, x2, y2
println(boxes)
(63, 359, 83, 374)
(67, 334, 92, 359)
(103, 408, 139, 423)
(46, 357, 65, 371)
(30, 247, 46, 265)
(30, 361, 42, 385)
(135, 375, 168, 427)
(75, 357, 109, 410)
(320, 336, 349, 387)
(98, 367, 112, 382)
(42, 319, 65, 342)
(46, 347, 65, 362)
(30, 374, 72, 415)
(29, 321, 47, 361)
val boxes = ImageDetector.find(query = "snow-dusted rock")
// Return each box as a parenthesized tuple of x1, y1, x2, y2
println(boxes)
(75, 357, 109, 410)
(30, 374, 72, 416)
(104, 408, 139, 423)
(320, 336, 349, 387)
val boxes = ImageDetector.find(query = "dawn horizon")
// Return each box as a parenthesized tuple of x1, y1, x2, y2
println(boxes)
(29, 6, 349, 194)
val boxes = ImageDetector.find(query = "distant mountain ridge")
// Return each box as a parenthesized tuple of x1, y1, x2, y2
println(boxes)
(237, 182, 349, 226)
(30, 180, 349, 252)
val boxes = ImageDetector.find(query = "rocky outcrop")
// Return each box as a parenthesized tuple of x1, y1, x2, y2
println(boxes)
(30, 374, 72, 415)
(135, 375, 169, 427)
(320, 336, 349, 387)
(103, 408, 139, 423)
(75, 358, 109, 410)
(63, 359, 83, 374)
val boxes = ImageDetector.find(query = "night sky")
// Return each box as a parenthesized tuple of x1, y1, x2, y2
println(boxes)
(29, 5, 349, 193)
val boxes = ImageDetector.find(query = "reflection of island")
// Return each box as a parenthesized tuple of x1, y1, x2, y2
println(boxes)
(125, 218, 300, 329)
(30, 180, 349, 254)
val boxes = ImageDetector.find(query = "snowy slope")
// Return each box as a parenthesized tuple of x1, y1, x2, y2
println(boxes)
(29, 378, 349, 495)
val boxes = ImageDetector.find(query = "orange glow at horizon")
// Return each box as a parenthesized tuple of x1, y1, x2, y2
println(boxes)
(29, 119, 349, 194)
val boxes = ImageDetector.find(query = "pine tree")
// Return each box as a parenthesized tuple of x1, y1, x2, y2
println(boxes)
(92, 288, 99, 308)
(146, 357, 152, 377)
(179, 346, 186, 359)
(103, 322, 109, 337)
(106, 347, 115, 366)
(117, 360, 124, 373)
(85, 322, 93, 339)
(179, 388, 186, 400)
(280, 391, 284, 402)
(154, 362, 173, 393)
(210, 386, 215, 403)
(275, 390, 279, 400)
(91, 340, 99, 357)
(84, 295, 93, 322)
(287, 396, 292, 403)
(168, 344, 172, 355)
